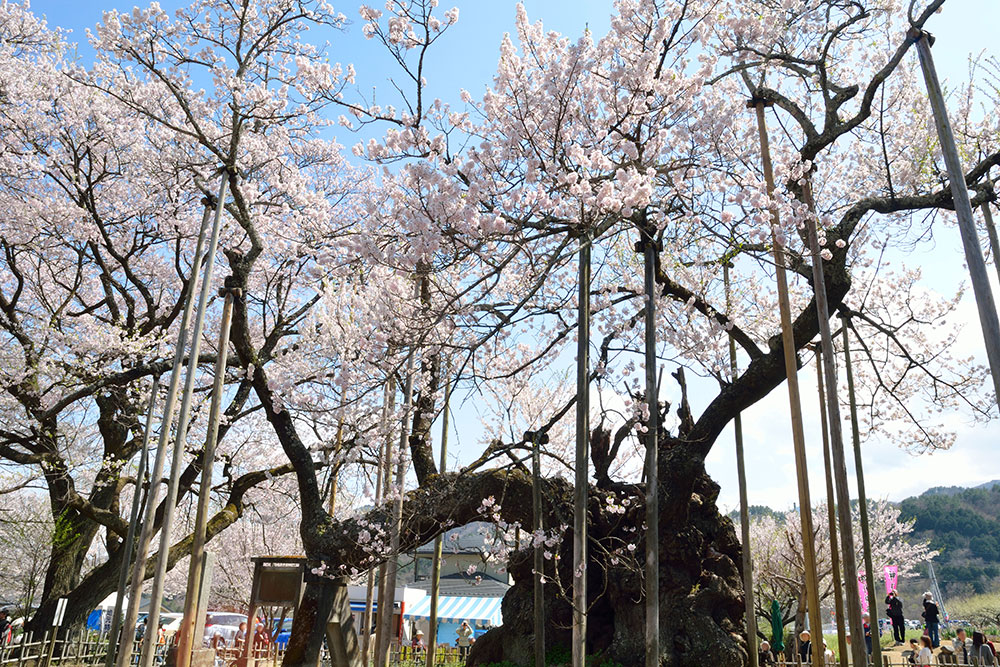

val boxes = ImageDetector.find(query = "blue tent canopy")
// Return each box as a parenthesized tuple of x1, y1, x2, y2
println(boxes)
(403, 596, 502, 627)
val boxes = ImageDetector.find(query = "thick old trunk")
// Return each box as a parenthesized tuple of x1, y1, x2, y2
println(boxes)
(469, 462, 745, 667)
(281, 454, 746, 667)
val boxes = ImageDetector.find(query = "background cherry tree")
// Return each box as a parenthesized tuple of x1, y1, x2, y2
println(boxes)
(747, 501, 937, 640)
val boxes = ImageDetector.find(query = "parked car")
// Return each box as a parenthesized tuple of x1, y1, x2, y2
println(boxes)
(161, 613, 183, 639)
(203, 612, 247, 647)
(272, 618, 294, 649)
(134, 612, 183, 640)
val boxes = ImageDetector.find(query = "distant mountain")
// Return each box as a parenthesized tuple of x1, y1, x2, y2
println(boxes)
(920, 480, 1000, 497)
(898, 483, 1000, 598)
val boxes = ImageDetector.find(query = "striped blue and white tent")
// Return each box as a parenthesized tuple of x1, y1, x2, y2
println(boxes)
(403, 595, 503, 627)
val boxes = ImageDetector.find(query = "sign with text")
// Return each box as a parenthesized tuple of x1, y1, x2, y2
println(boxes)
(884, 565, 899, 595)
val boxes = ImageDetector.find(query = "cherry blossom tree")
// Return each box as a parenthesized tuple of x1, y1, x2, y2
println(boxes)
(297, 1, 997, 665)
(0, 0, 384, 633)
(2, 1, 997, 666)
(0, 491, 52, 616)
(747, 500, 938, 639)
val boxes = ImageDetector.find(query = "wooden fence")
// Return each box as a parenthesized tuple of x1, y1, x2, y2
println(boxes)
(0, 633, 469, 667)
(771, 656, 994, 667)
(0, 630, 116, 666)
(6, 638, 994, 667)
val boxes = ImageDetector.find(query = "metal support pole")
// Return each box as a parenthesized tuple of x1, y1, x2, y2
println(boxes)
(378, 354, 415, 667)
(636, 224, 660, 667)
(176, 283, 238, 667)
(525, 429, 549, 667)
(572, 231, 591, 667)
(815, 348, 849, 667)
(140, 170, 231, 667)
(800, 177, 867, 667)
(841, 319, 883, 666)
(980, 202, 1000, 287)
(751, 99, 825, 667)
(725, 264, 757, 667)
(105, 377, 160, 667)
(115, 183, 221, 667)
(912, 30, 1000, 402)
(426, 373, 451, 667)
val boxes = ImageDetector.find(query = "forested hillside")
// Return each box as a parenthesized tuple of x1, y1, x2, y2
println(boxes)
(899, 483, 1000, 597)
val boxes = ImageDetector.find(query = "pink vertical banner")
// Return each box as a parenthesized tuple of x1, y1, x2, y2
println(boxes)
(858, 575, 869, 614)
(884, 565, 899, 594)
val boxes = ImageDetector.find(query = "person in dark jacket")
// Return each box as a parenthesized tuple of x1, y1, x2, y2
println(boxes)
(922, 593, 941, 648)
(886, 591, 906, 644)
(863, 613, 875, 655)
(0, 610, 10, 647)
(759, 640, 775, 666)
(800, 631, 813, 663)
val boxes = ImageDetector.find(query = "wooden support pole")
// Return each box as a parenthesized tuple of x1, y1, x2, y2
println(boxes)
(115, 190, 219, 667)
(525, 428, 549, 667)
(726, 263, 758, 667)
(329, 419, 343, 515)
(841, 318, 882, 667)
(374, 377, 397, 667)
(750, 99, 825, 667)
(176, 283, 238, 667)
(140, 170, 231, 667)
(426, 372, 451, 667)
(980, 201, 1000, 287)
(637, 223, 661, 667)
(800, 177, 867, 667)
(912, 29, 1000, 402)
(362, 388, 391, 667)
(572, 230, 592, 667)
(378, 351, 415, 667)
(816, 348, 849, 667)
(239, 560, 263, 664)
(105, 377, 160, 667)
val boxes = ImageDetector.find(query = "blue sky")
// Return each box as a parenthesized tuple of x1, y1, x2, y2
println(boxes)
(24, 0, 1000, 510)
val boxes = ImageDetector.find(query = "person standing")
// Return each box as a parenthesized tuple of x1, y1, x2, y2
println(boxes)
(922, 592, 941, 648)
(457, 621, 473, 660)
(412, 629, 426, 658)
(822, 640, 835, 666)
(863, 613, 874, 656)
(234, 621, 247, 651)
(886, 591, 906, 645)
(252, 622, 271, 660)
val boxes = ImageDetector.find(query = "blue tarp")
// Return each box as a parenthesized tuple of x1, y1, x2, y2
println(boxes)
(86, 609, 104, 632)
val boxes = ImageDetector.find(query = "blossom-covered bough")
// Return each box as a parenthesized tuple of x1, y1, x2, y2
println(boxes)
(1, 1, 997, 666)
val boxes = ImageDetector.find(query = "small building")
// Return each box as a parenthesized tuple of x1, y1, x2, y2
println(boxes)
(403, 573, 506, 645)
(409, 522, 513, 585)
